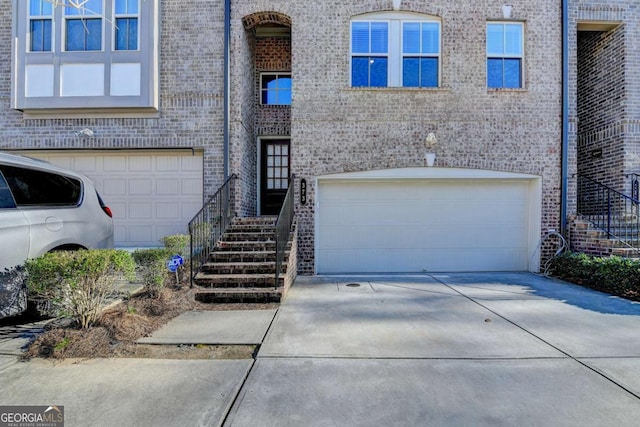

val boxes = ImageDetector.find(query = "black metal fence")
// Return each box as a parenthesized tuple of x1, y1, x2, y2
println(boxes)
(275, 174, 295, 288)
(188, 174, 237, 285)
(577, 174, 640, 248)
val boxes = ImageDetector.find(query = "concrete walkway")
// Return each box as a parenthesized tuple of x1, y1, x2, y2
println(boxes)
(1, 273, 640, 426)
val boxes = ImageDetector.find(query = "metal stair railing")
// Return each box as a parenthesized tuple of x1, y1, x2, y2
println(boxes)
(188, 174, 237, 286)
(275, 174, 295, 289)
(577, 174, 640, 251)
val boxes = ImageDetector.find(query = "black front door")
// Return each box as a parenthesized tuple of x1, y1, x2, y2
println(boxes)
(261, 139, 290, 215)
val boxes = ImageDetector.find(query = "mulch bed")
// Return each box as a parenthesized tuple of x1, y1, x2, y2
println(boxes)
(22, 286, 277, 360)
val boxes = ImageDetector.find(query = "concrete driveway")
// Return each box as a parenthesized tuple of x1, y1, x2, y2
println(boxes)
(226, 273, 640, 426)
(2, 273, 640, 426)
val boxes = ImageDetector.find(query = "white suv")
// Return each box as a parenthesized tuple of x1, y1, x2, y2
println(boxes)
(0, 152, 114, 271)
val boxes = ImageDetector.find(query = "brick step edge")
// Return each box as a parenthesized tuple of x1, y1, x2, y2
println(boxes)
(194, 288, 282, 304)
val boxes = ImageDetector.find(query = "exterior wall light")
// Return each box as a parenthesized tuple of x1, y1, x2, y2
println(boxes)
(425, 132, 437, 167)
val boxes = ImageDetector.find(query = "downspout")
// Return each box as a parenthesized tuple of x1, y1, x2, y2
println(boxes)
(560, 0, 569, 236)
(223, 0, 231, 179)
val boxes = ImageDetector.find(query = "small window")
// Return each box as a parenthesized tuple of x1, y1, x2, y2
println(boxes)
(487, 22, 523, 88)
(65, 0, 103, 51)
(114, 0, 139, 50)
(261, 73, 292, 105)
(29, 0, 53, 52)
(0, 171, 17, 209)
(0, 166, 82, 207)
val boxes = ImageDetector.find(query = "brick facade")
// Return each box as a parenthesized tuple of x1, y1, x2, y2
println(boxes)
(232, 0, 563, 273)
(1, 1, 572, 273)
(0, 0, 228, 199)
(568, 1, 640, 252)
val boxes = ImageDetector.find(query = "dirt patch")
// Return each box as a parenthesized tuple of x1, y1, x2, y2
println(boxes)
(22, 286, 277, 360)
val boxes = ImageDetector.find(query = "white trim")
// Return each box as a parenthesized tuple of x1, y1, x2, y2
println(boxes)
(317, 167, 539, 181)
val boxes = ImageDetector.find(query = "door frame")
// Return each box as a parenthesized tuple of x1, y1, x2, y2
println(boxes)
(257, 136, 291, 216)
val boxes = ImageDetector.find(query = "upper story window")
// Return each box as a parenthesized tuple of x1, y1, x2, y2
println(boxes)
(351, 12, 441, 88)
(114, 0, 139, 50)
(261, 73, 292, 105)
(29, 0, 53, 52)
(14, 0, 159, 115)
(487, 22, 524, 88)
(65, 0, 103, 51)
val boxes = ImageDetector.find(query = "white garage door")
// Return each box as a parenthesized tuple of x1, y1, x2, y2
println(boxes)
(22, 150, 203, 248)
(316, 169, 541, 273)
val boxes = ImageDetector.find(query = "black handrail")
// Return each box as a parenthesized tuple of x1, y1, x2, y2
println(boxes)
(188, 174, 237, 286)
(577, 174, 640, 250)
(275, 174, 295, 289)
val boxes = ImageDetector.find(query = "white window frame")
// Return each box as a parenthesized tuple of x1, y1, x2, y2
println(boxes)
(350, 11, 441, 88)
(486, 21, 525, 89)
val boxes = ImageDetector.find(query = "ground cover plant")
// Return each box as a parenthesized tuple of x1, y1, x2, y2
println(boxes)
(548, 252, 640, 302)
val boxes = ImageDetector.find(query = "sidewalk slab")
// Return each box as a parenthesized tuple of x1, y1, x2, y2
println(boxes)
(260, 277, 563, 359)
(0, 319, 48, 356)
(1, 358, 252, 427)
(440, 274, 640, 357)
(138, 310, 277, 345)
(226, 358, 640, 427)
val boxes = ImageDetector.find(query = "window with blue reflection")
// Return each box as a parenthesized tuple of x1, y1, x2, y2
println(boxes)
(351, 21, 389, 87)
(402, 22, 439, 87)
(352, 57, 388, 87)
(29, 0, 52, 52)
(65, 0, 102, 16)
(115, 0, 138, 15)
(115, 0, 138, 50)
(65, 0, 103, 51)
(116, 18, 138, 50)
(261, 74, 292, 105)
(66, 19, 102, 51)
(30, 20, 52, 51)
(487, 23, 523, 88)
(30, 0, 52, 16)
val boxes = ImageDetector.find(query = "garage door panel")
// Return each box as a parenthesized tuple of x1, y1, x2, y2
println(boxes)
(157, 179, 180, 195)
(23, 151, 203, 247)
(317, 178, 535, 273)
(182, 178, 203, 195)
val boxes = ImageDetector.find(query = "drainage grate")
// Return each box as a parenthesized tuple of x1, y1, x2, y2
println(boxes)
(345, 283, 361, 288)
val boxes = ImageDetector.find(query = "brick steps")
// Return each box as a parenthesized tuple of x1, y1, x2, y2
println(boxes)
(573, 217, 640, 258)
(192, 216, 289, 304)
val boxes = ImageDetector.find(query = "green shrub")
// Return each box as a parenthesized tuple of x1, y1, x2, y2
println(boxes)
(132, 248, 171, 298)
(160, 234, 190, 257)
(25, 249, 136, 328)
(548, 252, 640, 299)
